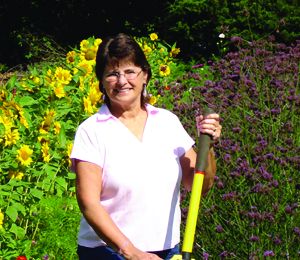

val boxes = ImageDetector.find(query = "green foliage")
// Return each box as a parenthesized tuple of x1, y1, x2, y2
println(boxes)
(1, 31, 299, 259)
(160, 0, 300, 60)
(0, 34, 184, 259)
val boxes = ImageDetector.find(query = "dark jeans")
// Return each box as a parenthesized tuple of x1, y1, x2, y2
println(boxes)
(77, 243, 180, 260)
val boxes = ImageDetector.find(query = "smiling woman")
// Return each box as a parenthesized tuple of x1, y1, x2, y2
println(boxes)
(70, 33, 222, 260)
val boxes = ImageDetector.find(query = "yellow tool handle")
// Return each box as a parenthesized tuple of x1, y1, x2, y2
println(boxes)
(182, 171, 204, 252)
(171, 108, 214, 260)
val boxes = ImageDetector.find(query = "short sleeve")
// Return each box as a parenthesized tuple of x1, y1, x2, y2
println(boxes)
(172, 115, 195, 157)
(70, 124, 104, 170)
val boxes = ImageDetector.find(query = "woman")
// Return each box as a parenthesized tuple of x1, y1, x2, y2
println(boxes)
(70, 33, 222, 260)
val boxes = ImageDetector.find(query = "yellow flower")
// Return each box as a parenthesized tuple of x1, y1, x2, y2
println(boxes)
(159, 64, 171, 77)
(143, 44, 152, 55)
(0, 209, 4, 229)
(54, 83, 66, 98)
(67, 142, 73, 157)
(73, 68, 79, 75)
(9, 171, 24, 180)
(20, 82, 34, 92)
(149, 95, 160, 105)
(33, 77, 40, 85)
(81, 46, 97, 61)
(150, 33, 158, 41)
(94, 38, 102, 47)
(88, 87, 102, 106)
(54, 67, 72, 85)
(40, 109, 55, 133)
(83, 97, 94, 115)
(79, 76, 87, 91)
(4, 128, 20, 146)
(0, 90, 5, 101)
(17, 145, 33, 166)
(66, 51, 76, 63)
(66, 142, 73, 167)
(80, 39, 89, 52)
(53, 121, 61, 135)
(0, 115, 13, 130)
(43, 109, 56, 126)
(41, 142, 50, 163)
(77, 60, 93, 76)
(19, 111, 29, 129)
(170, 47, 180, 57)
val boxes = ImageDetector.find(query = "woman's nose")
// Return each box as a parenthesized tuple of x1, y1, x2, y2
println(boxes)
(117, 73, 127, 84)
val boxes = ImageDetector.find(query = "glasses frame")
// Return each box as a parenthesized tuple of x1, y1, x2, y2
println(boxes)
(104, 69, 143, 83)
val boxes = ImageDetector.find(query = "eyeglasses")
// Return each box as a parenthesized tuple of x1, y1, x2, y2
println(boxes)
(104, 70, 142, 83)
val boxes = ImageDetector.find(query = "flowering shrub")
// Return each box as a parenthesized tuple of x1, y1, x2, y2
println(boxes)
(0, 33, 182, 259)
(158, 36, 300, 259)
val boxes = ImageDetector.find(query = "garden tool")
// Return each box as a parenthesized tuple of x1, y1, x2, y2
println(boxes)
(171, 108, 215, 260)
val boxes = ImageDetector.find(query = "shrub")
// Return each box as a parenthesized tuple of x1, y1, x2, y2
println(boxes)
(157, 36, 300, 259)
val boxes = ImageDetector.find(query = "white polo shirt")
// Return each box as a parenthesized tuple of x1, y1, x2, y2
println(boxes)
(70, 104, 194, 251)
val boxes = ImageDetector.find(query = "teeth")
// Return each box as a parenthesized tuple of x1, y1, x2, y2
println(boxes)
(115, 88, 131, 93)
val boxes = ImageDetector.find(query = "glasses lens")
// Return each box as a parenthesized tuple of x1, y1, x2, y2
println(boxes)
(105, 70, 141, 82)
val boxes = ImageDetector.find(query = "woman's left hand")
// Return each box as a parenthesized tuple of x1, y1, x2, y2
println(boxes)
(196, 113, 222, 141)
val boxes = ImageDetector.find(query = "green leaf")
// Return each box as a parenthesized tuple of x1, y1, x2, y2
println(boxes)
(16, 95, 39, 107)
(6, 75, 17, 90)
(55, 177, 67, 189)
(58, 124, 66, 147)
(30, 188, 44, 199)
(13, 202, 26, 215)
(6, 205, 18, 222)
(9, 223, 25, 239)
(67, 172, 76, 180)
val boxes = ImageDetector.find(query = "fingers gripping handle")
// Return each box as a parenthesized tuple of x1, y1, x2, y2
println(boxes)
(196, 107, 215, 172)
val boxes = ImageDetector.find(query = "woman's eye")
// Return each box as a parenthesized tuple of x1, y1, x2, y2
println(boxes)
(108, 72, 119, 77)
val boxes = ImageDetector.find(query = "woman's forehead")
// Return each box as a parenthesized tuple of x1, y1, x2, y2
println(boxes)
(105, 59, 138, 70)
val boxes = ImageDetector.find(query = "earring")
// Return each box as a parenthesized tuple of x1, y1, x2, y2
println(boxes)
(143, 83, 147, 97)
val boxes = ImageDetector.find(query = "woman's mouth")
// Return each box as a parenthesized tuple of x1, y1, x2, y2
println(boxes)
(114, 88, 133, 93)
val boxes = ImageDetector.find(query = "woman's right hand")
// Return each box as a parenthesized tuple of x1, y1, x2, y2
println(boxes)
(121, 243, 162, 260)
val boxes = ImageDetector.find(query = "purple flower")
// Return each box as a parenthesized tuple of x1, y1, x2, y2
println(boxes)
(232, 127, 241, 133)
(285, 205, 293, 214)
(223, 153, 231, 163)
(219, 251, 229, 258)
(222, 191, 237, 200)
(217, 181, 225, 189)
(230, 36, 243, 44)
(293, 227, 300, 237)
(216, 224, 224, 233)
(273, 236, 282, 245)
(250, 235, 259, 242)
(43, 255, 49, 260)
(202, 252, 210, 260)
(263, 250, 275, 257)
(192, 63, 204, 69)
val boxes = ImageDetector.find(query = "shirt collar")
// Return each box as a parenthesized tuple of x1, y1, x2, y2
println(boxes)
(96, 103, 159, 122)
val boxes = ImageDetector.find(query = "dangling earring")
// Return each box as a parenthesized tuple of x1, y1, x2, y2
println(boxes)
(143, 83, 147, 97)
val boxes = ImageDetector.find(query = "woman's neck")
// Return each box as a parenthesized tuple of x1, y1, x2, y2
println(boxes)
(109, 102, 146, 120)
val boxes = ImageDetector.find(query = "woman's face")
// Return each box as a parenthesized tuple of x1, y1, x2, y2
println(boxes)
(102, 60, 148, 108)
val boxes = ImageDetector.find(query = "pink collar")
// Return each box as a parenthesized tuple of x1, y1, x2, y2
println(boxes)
(96, 104, 159, 122)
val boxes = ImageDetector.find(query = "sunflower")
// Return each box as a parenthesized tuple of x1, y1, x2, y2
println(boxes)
(159, 64, 171, 77)
(17, 145, 33, 166)
(4, 128, 20, 146)
(149, 33, 158, 41)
